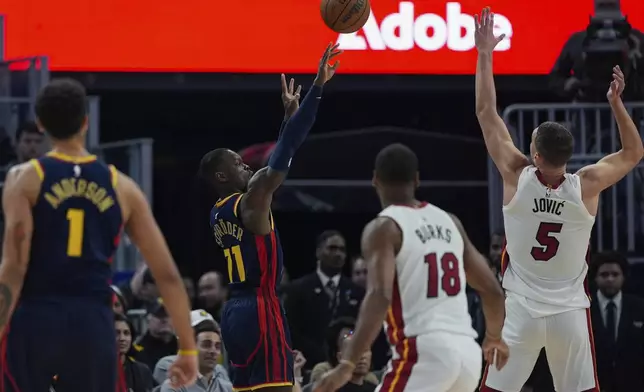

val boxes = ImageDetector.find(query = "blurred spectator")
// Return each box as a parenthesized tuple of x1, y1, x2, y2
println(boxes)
(284, 231, 364, 369)
(1, 121, 46, 169)
(182, 276, 196, 307)
(197, 271, 227, 321)
(488, 230, 505, 281)
(591, 251, 644, 392)
(112, 285, 127, 315)
(115, 313, 155, 392)
(549, 0, 644, 101)
(119, 265, 159, 310)
(350, 256, 367, 289)
(133, 299, 178, 370)
(155, 310, 231, 392)
(307, 330, 376, 392)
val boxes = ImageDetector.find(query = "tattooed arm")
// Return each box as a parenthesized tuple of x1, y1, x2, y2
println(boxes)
(0, 163, 40, 333)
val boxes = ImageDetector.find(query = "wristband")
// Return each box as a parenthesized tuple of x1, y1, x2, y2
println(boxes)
(339, 359, 356, 370)
(178, 349, 198, 356)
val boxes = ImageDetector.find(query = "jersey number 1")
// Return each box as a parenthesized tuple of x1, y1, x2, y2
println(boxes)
(425, 252, 461, 298)
(224, 245, 246, 283)
(531, 222, 563, 262)
(66, 208, 85, 257)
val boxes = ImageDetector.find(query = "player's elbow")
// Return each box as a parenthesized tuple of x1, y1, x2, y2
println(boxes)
(475, 104, 496, 119)
(366, 287, 392, 304)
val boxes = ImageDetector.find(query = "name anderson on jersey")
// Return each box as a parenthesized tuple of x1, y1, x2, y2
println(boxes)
(532, 197, 566, 216)
(44, 177, 115, 213)
(415, 223, 452, 244)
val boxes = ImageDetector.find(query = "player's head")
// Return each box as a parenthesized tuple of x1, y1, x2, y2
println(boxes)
(530, 122, 573, 169)
(199, 148, 253, 196)
(373, 143, 420, 202)
(34, 78, 88, 141)
(592, 251, 629, 298)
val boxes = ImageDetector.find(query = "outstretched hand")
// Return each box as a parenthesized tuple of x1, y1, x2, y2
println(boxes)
(475, 7, 505, 54)
(607, 65, 626, 102)
(281, 74, 302, 118)
(314, 43, 343, 86)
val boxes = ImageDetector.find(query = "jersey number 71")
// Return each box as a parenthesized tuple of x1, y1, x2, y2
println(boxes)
(424, 252, 461, 298)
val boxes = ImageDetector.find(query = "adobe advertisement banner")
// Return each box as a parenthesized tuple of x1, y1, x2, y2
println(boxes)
(1, 0, 643, 74)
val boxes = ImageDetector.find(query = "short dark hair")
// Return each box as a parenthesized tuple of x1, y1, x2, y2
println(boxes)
(375, 143, 418, 184)
(326, 317, 356, 366)
(15, 121, 40, 143)
(534, 122, 573, 167)
(194, 320, 220, 339)
(35, 78, 87, 140)
(199, 148, 230, 186)
(316, 230, 343, 249)
(591, 251, 630, 279)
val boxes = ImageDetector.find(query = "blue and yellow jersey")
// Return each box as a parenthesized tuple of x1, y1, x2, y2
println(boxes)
(23, 152, 123, 302)
(210, 193, 284, 295)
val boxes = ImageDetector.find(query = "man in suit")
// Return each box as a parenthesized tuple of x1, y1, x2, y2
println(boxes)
(591, 251, 644, 392)
(284, 231, 364, 369)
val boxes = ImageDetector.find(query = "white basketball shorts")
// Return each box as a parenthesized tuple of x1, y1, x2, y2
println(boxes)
(376, 332, 482, 392)
(480, 293, 600, 392)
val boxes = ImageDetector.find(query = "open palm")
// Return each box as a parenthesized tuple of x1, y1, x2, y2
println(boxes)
(281, 74, 302, 118)
(474, 7, 505, 54)
(607, 65, 625, 101)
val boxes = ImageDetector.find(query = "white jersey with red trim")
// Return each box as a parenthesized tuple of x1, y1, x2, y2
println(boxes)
(502, 166, 594, 314)
(378, 203, 477, 342)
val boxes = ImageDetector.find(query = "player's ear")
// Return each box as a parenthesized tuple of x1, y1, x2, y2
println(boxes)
(35, 118, 46, 134)
(79, 115, 89, 135)
(215, 171, 227, 183)
(414, 172, 420, 188)
(371, 171, 377, 188)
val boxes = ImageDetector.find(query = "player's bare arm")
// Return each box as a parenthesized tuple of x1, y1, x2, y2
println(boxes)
(474, 7, 529, 187)
(116, 171, 197, 387)
(577, 66, 644, 202)
(450, 213, 509, 370)
(314, 217, 400, 392)
(240, 43, 341, 235)
(0, 162, 41, 335)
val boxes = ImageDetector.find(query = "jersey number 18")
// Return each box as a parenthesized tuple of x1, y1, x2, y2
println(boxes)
(424, 252, 461, 298)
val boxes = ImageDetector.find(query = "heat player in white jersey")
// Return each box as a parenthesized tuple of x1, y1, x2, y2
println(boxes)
(314, 144, 508, 392)
(474, 7, 644, 392)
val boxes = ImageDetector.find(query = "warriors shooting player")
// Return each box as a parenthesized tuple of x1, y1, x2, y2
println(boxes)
(0, 79, 198, 392)
(475, 8, 644, 392)
(199, 44, 341, 392)
(315, 144, 508, 392)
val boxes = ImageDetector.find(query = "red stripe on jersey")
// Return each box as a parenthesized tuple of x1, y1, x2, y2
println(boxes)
(385, 273, 406, 345)
(379, 337, 418, 392)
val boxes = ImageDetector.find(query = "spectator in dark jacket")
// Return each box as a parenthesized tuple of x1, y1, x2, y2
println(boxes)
(116, 313, 155, 392)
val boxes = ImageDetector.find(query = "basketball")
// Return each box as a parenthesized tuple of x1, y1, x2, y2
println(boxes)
(320, 0, 371, 34)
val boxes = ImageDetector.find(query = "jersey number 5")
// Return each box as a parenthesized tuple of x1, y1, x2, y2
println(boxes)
(425, 252, 461, 298)
(531, 222, 563, 262)
(224, 245, 247, 283)
(66, 208, 85, 257)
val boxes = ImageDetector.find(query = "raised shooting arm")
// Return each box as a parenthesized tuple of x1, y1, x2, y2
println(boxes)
(577, 66, 644, 198)
(240, 44, 341, 235)
(474, 8, 529, 185)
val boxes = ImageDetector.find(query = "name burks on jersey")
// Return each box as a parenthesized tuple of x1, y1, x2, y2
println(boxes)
(415, 222, 452, 244)
(337, 2, 513, 52)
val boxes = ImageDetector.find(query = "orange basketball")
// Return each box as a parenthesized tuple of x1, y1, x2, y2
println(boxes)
(320, 0, 371, 34)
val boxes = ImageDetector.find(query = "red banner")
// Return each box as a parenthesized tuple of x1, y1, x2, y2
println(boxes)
(1, 0, 643, 74)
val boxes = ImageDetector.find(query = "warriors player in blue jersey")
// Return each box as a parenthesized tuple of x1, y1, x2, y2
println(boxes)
(0, 79, 197, 392)
(198, 44, 341, 392)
